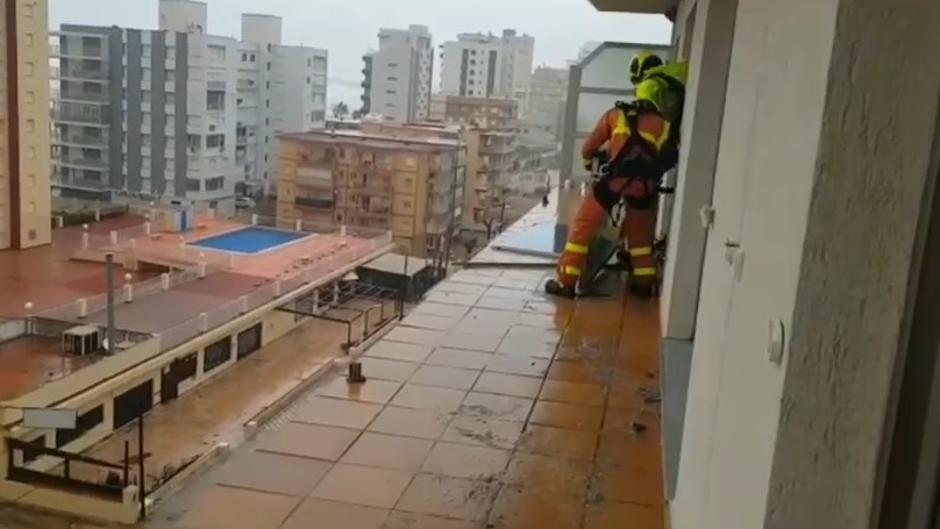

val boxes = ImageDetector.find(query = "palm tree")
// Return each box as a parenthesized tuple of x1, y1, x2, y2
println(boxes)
(332, 101, 350, 120)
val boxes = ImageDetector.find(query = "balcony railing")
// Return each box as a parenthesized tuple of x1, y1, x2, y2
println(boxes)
(53, 65, 107, 80)
(52, 132, 108, 147)
(59, 89, 109, 103)
(55, 155, 108, 169)
(53, 104, 108, 124)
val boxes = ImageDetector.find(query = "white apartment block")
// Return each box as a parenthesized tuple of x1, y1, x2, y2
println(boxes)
(365, 25, 432, 122)
(525, 65, 568, 141)
(1, 0, 52, 250)
(50, 0, 327, 214)
(236, 14, 328, 195)
(439, 29, 533, 102)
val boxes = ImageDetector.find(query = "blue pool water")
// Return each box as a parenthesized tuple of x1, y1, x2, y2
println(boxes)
(190, 227, 307, 254)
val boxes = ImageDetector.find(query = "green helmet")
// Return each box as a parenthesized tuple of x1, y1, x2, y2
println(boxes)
(629, 51, 664, 85)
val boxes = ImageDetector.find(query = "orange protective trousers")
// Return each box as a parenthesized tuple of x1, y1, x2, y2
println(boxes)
(555, 106, 666, 289)
(555, 177, 657, 288)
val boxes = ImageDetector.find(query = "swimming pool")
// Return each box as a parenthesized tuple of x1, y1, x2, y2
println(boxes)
(189, 227, 308, 254)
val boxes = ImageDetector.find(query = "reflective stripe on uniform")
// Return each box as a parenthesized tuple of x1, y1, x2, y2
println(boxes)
(629, 246, 653, 257)
(633, 266, 657, 277)
(613, 111, 630, 137)
(565, 242, 589, 255)
(638, 119, 671, 150)
(562, 265, 583, 277)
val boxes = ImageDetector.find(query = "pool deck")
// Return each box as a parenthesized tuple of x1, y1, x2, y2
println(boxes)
(0, 214, 386, 403)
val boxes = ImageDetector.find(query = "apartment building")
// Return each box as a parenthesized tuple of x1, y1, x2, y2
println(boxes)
(360, 53, 373, 115)
(364, 25, 433, 123)
(439, 29, 534, 101)
(50, 0, 327, 212)
(1, 0, 51, 250)
(277, 129, 465, 257)
(525, 65, 568, 141)
(235, 14, 328, 195)
(442, 96, 517, 200)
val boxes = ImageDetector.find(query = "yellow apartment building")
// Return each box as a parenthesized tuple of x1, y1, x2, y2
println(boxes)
(0, 0, 51, 250)
(277, 129, 466, 258)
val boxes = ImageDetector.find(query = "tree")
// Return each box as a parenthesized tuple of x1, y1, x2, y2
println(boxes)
(332, 101, 350, 120)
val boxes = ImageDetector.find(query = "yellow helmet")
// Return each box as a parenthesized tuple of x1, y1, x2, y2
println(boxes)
(628, 51, 664, 85)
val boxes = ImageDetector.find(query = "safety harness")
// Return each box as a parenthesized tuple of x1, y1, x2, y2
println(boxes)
(592, 100, 679, 215)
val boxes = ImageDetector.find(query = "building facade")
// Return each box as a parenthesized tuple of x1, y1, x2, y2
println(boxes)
(365, 25, 433, 123)
(1, 0, 51, 250)
(439, 29, 534, 101)
(525, 65, 568, 141)
(277, 129, 464, 257)
(50, 0, 327, 212)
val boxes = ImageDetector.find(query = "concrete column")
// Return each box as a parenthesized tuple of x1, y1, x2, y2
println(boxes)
(199, 313, 209, 332)
(251, 213, 259, 225)
(239, 295, 248, 314)
(295, 218, 303, 231)
(160, 273, 170, 290)
(76, 298, 87, 318)
(110, 230, 118, 245)
(660, 0, 738, 340)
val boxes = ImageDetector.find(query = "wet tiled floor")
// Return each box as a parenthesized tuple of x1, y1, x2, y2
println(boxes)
(147, 267, 665, 529)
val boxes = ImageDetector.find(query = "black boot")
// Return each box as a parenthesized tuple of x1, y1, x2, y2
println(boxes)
(544, 279, 576, 298)
(629, 282, 655, 299)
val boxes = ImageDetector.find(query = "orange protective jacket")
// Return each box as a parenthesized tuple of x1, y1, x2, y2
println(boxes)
(556, 107, 670, 289)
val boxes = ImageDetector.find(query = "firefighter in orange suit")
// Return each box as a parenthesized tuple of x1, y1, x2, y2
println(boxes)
(545, 52, 685, 298)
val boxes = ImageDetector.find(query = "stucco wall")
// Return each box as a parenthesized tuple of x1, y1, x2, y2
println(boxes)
(659, 0, 736, 340)
(672, 0, 839, 527)
(765, 2, 940, 528)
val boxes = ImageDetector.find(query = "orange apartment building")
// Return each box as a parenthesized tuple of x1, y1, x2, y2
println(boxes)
(276, 129, 466, 258)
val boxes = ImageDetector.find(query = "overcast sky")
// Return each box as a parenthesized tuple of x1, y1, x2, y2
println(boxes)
(50, 0, 672, 105)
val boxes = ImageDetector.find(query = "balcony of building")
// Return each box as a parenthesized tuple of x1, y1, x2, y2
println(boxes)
(52, 128, 108, 149)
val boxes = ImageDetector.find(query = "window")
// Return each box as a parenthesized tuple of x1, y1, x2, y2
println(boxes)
(25, 119, 34, 132)
(266, 43, 272, 52)
(307, 57, 312, 67)
(186, 178, 200, 191)
(250, 53, 256, 62)
(28, 229, 36, 241)
(206, 134, 225, 149)
(207, 90, 225, 111)
(237, 323, 262, 359)
(265, 117, 270, 126)
(24, 33, 33, 46)
(266, 62, 271, 71)
(22, 3, 33, 17)
(23, 435, 46, 463)
(264, 153, 268, 162)
(265, 99, 270, 108)
(25, 91, 34, 104)
(264, 136, 269, 144)
(386, 89, 396, 95)
(208, 44, 226, 61)
(241, 52, 247, 61)
(203, 336, 231, 373)
(24, 62, 33, 76)
(206, 176, 224, 190)
(56, 405, 104, 448)
(306, 76, 310, 84)
(266, 81, 270, 89)
(387, 76, 398, 81)
(388, 62, 398, 68)
(27, 202, 36, 213)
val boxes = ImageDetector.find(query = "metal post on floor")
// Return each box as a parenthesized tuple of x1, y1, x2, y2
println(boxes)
(123, 440, 130, 486)
(138, 408, 145, 520)
(399, 252, 409, 321)
(105, 253, 116, 355)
